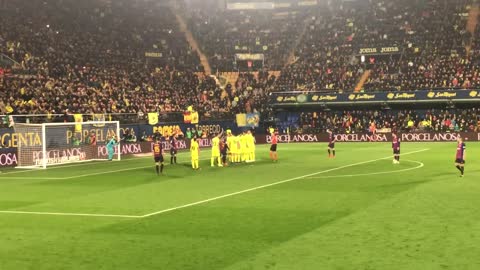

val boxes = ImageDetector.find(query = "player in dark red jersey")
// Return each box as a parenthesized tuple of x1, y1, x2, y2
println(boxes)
(269, 128, 278, 162)
(219, 137, 229, 166)
(392, 133, 401, 164)
(455, 137, 466, 177)
(327, 129, 336, 158)
(153, 139, 164, 175)
(89, 131, 97, 146)
(169, 134, 178, 164)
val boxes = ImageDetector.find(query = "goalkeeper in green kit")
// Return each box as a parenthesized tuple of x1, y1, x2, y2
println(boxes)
(107, 136, 118, 161)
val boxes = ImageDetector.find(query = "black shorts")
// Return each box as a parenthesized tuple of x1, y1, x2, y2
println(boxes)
(221, 151, 227, 157)
(393, 149, 400, 155)
(455, 158, 465, 164)
(154, 155, 164, 163)
(328, 143, 335, 149)
(170, 149, 177, 155)
(270, 144, 277, 152)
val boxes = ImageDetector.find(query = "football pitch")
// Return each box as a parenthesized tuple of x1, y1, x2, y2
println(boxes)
(0, 142, 479, 270)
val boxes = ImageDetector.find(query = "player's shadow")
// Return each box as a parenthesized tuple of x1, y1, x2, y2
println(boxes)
(424, 171, 463, 179)
(141, 168, 184, 179)
(371, 179, 430, 189)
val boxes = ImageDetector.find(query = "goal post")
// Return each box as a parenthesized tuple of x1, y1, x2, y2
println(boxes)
(13, 121, 121, 169)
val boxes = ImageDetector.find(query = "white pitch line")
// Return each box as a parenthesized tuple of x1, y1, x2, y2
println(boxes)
(0, 156, 151, 176)
(0, 148, 429, 219)
(0, 149, 205, 176)
(0, 210, 142, 219)
(141, 149, 429, 218)
(305, 160, 424, 179)
(0, 157, 213, 180)
(0, 177, 66, 180)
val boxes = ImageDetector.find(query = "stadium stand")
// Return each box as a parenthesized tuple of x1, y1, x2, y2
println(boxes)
(275, 0, 478, 92)
(0, 0, 478, 119)
(0, 0, 231, 117)
(187, 8, 304, 71)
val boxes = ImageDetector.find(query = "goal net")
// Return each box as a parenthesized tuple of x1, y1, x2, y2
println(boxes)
(13, 121, 121, 169)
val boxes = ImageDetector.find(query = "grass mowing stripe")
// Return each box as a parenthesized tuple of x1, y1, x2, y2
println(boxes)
(0, 158, 153, 175)
(0, 148, 429, 219)
(61, 157, 213, 179)
(0, 149, 208, 176)
(0, 210, 142, 218)
(141, 148, 429, 218)
(0, 143, 387, 176)
(0, 143, 385, 176)
(0, 157, 213, 180)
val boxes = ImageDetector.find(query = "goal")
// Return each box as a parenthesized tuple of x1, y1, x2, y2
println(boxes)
(13, 121, 121, 169)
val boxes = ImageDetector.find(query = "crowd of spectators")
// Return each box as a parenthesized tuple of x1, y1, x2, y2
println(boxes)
(275, 1, 365, 92)
(0, 0, 238, 118)
(229, 70, 276, 116)
(186, 0, 479, 92)
(291, 108, 480, 134)
(363, 0, 479, 91)
(276, 0, 479, 92)
(187, 8, 303, 71)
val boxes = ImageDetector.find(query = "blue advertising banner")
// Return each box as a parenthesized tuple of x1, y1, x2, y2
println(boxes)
(270, 89, 480, 105)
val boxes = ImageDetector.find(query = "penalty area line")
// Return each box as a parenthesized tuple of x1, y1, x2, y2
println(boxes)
(140, 148, 429, 218)
(305, 159, 424, 179)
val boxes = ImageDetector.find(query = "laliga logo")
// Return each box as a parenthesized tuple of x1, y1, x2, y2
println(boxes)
(469, 90, 479, 97)
(348, 94, 356, 100)
(387, 93, 395, 99)
(427, 92, 435, 98)
(296, 94, 308, 103)
(276, 96, 284, 102)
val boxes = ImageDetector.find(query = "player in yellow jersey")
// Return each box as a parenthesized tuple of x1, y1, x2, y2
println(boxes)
(190, 137, 200, 170)
(247, 130, 255, 162)
(234, 135, 241, 163)
(226, 132, 235, 162)
(241, 131, 248, 162)
(238, 132, 244, 162)
(226, 130, 232, 162)
(211, 131, 223, 167)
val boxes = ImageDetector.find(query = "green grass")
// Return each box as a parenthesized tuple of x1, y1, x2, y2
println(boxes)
(0, 142, 479, 270)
